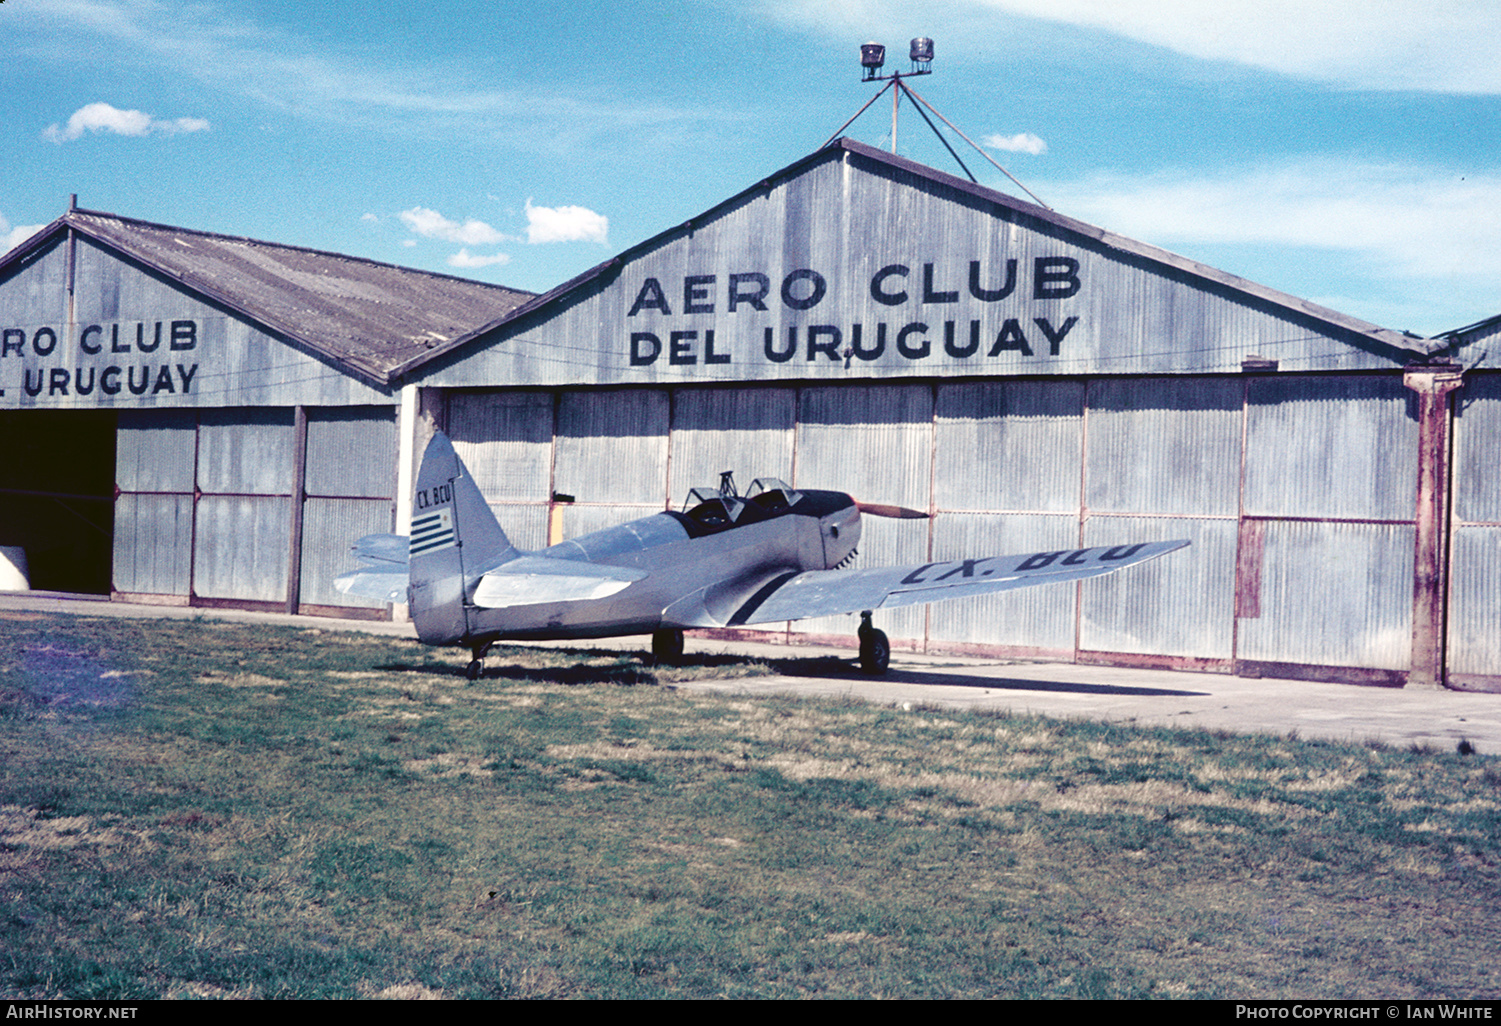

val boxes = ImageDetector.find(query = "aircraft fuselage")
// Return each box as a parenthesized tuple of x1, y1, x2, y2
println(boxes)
(418, 490, 861, 647)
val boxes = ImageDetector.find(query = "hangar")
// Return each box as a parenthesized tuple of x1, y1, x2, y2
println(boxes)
(3, 140, 1495, 690)
(0, 201, 531, 616)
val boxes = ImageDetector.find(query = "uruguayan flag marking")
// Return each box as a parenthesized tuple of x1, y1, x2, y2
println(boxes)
(410, 508, 455, 556)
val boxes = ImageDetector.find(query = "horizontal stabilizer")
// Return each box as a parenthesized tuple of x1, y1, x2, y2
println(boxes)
(352, 533, 410, 567)
(726, 539, 1190, 626)
(334, 568, 409, 604)
(472, 556, 648, 609)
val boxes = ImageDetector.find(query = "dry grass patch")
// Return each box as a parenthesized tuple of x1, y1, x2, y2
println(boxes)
(0, 805, 133, 851)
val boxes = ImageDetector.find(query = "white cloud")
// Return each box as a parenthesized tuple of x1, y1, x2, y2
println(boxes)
(447, 249, 513, 269)
(1044, 161, 1501, 276)
(1, 216, 47, 254)
(1035, 160, 1501, 330)
(44, 102, 210, 143)
(398, 207, 514, 246)
(754, 0, 1501, 94)
(993, 0, 1501, 93)
(984, 132, 1047, 155)
(524, 199, 608, 245)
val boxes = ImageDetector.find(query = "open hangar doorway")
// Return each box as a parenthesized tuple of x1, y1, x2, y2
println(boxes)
(0, 410, 117, 594)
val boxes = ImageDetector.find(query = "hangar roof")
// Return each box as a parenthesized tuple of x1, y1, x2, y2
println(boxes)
(1, 207, 534, 385)
(396, 138, 1436, 383)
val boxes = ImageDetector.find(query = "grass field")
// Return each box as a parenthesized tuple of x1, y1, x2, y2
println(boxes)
(1, 611, 1498, 999)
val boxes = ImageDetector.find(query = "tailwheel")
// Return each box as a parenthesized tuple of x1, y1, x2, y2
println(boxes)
(857, 611, 890, 676)
(651, 628, 685, 666)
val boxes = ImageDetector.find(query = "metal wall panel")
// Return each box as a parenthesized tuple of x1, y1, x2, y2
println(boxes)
(1079, 515, 1237, 658)
(113, 410, 196, 596)
(668, 387, 796, 504)
(554, 390, 669, 505)
(192, 495, 291, 601)
(111, 493, 193, 596)
(0, 236, 68, 325)
(933, 381, 1083, 512)
(488, 502, 550, 552)
(304, 407, 396, 499)
(196, 409, 295, 495)
(1448, 526, 1501, 679)
(1085, 377, 1242, 516)
(1243, 375, 1416, 520)
(795, 384, 933, 508)
(448, 390, 554, 501)
(1447, 373, 1501, 682)
(75, 237, 202, 323)
(1453, 374, 1501, 524)
(115, 409, 196, 493)
(297, 406, 396, 609)
(1235, 519, 1413, 669)
(926, 512, 1079, 652)
(191, 410, 294, 603)
(298, 497, 393, 608)
(1453, 321, 1501, 371)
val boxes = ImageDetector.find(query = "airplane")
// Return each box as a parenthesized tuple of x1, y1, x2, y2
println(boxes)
(337, 431, 1189, 680)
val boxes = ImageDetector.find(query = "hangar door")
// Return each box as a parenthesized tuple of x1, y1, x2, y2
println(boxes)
(114, 406, 395, 614)
(1233, 376, 1417, 685)
(1448, 374, 1501, 691)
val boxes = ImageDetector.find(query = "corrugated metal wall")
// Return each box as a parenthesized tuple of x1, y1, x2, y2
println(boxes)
(928, 381, 1082, 655)
(1235, 376, 1417, 683)
(443, 371, 1421, 680)
(1448, 373, 1501, 689)
(1079, 378, 1241, 664)
(448, 390, 553, 551)
(114, 410, 196, 596)
(298, 408, 397, 610)
(112, 405, 395, 612)
(667, 387, 796, 505)
(193, 409, 295, 603)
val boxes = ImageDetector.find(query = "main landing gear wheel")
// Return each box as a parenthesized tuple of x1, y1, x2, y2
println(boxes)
(466, 642, 493, 683)
(857, 611, 890, 676)
(652, 628, 685, 666)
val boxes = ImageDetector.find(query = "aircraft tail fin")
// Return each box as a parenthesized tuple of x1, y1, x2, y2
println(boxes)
(408, 431, 518, 644)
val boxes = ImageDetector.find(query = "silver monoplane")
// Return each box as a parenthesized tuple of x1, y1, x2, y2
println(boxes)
(338, 432, 1188, 678)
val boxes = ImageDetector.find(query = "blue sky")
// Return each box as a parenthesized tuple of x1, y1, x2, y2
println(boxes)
(4, 0, 1499, 337)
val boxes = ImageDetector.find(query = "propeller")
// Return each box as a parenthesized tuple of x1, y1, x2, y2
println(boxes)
(855, 500, 930, 520)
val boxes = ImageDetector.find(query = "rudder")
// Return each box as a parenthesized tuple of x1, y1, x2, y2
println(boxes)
(408, 431, 517, 644)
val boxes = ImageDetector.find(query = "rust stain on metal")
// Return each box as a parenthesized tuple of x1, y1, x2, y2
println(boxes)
(1235, 518, 1265, 619)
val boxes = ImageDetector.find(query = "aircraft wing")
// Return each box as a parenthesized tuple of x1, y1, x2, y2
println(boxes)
(472, 556, 649, 609)
(722, 539, 1190, 627)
